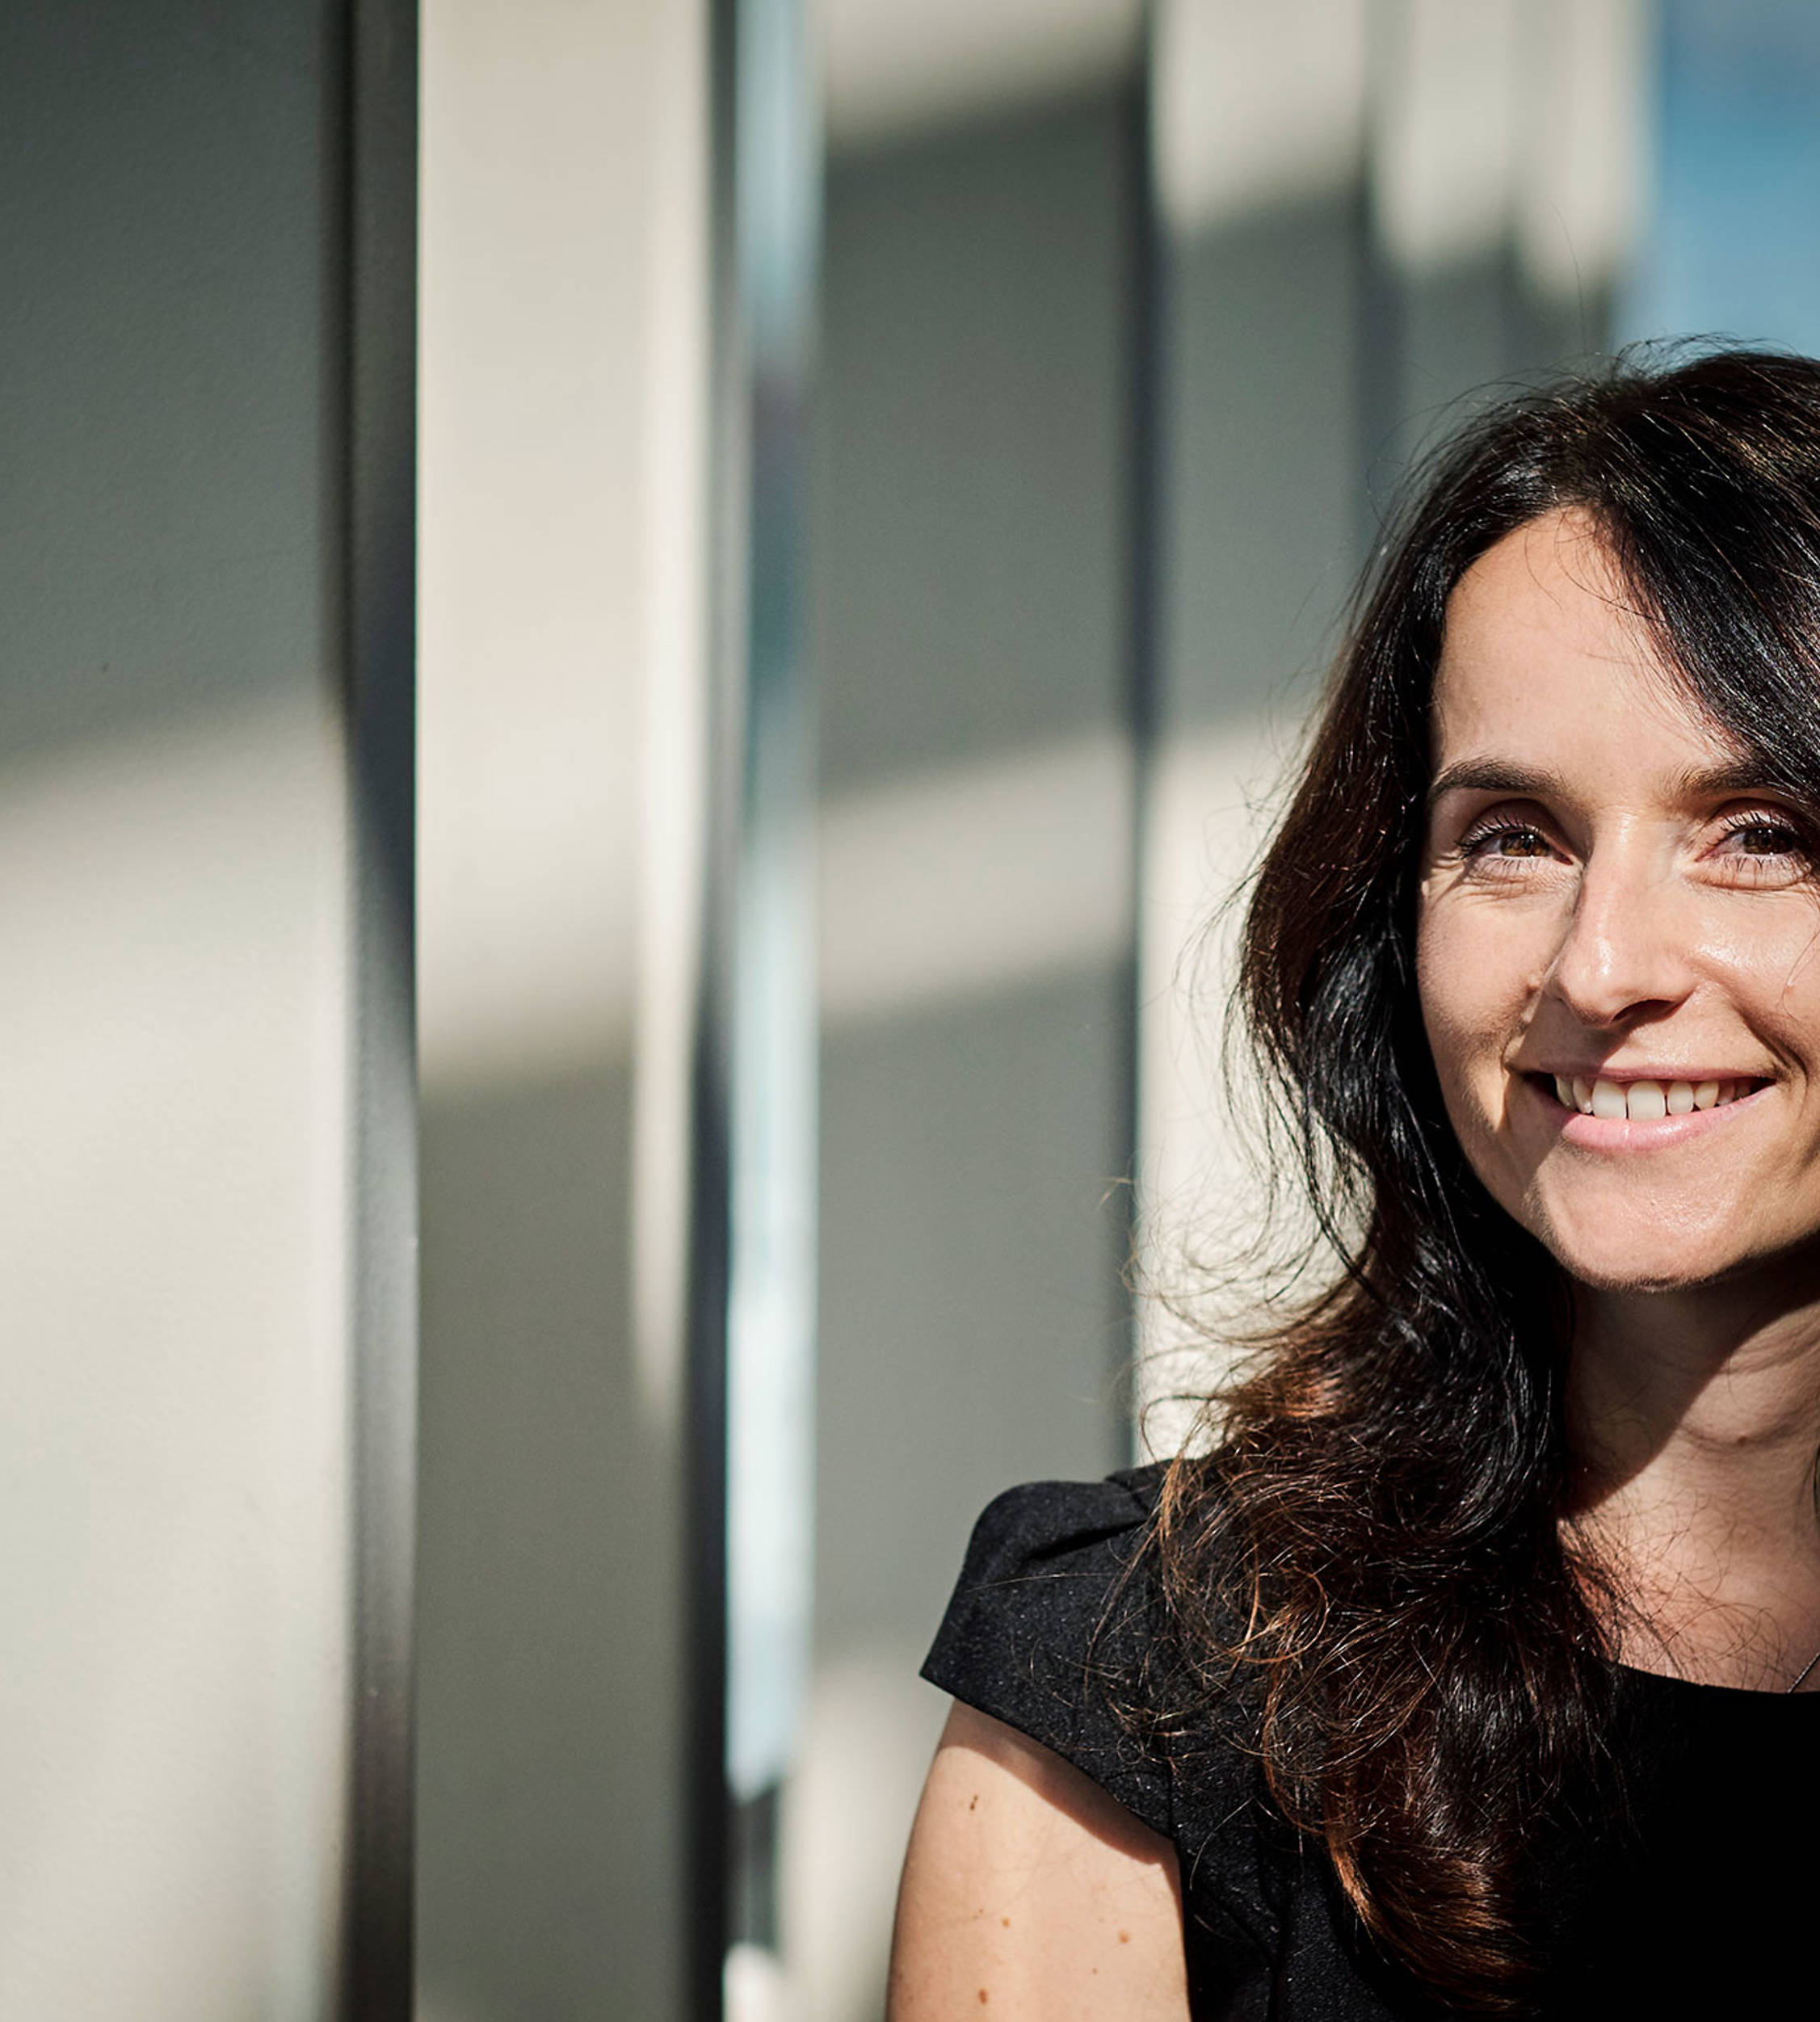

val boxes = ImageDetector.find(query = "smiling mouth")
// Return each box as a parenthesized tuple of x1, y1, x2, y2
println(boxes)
(1536, 1074, 1768, 1120)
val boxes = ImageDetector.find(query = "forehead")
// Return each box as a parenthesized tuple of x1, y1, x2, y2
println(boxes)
(1432, 508, 1737, 771)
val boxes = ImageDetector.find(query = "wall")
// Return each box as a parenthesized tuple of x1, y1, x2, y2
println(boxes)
(0, 2, 414, 2015)
(796, 91, 1137, 2021)
(414, 2, 705, 2018)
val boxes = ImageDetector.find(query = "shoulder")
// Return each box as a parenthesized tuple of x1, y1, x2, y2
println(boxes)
(920, 1465, 1177, 1837)
(939, 1465, 1167, 1609)
(918, 1464, 1292, 2003)
(890, 1698, 1194, 2022)
(926, 1465, 1170, 1672)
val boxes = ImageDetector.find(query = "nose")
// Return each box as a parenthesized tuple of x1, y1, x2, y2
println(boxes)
(1543, 845, 1698, 1028)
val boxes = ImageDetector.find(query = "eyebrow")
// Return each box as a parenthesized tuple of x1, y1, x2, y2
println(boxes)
(1425, 755, 1803, 810)
(1424, 760, 1565, 809)
(1674, 757, 1801, 800)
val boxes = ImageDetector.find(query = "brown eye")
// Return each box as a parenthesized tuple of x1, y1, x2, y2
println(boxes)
(1463, 822, 1550, 859)
(1712, 807, 1812, 872)
(1730, 819, 1802, 856)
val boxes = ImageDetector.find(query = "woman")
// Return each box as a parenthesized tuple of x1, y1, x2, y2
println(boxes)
(888, 349, 1820, 2018)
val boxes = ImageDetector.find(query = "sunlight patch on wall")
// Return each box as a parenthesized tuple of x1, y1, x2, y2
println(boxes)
(1133, 713, 1315, 1461)
(0, 694, 352, 2019)
(1154, 0, 1367, 234)
(821, 0, 1140, 152)
(818, 731, 1134, 1026)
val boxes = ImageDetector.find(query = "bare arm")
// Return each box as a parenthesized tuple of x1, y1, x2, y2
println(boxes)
(887, 1700, 1192, 2020)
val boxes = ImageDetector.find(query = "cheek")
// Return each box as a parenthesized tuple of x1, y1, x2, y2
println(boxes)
(1415, 908, 1533, 1213)
(1414, 902, 1500, 1108)
(1694, 907, 1820, 1080)
(1711, 910, 1820, 1025)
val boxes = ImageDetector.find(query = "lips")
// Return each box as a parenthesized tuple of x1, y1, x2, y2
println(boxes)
(1545, 1074, 1763, 1120)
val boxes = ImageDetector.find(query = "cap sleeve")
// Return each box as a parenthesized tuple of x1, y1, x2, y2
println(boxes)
(920, 1468, 1174, 1841)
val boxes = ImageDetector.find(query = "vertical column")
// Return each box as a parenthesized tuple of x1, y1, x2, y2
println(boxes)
(0, 2, 416, 2016)
(695, 0, 821, 2012)
(1364, 0, 1643, 488)
(346, 1, 419, 2007)
(801, 82, 1141, 2020)
(1137, 0, 1371, 1451)
(415, 2, 707, 2018)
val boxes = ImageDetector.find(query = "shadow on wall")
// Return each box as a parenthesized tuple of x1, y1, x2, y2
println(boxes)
(0, 5, 379, 2013)
(415, 1057, 682, 2022)
(797, 90, 1141, 2022)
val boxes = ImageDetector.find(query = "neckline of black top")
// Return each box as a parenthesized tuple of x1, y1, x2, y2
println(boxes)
(1612, 1658, 1820, 1705)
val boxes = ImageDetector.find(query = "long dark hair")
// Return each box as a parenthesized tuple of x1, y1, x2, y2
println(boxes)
(1155, 347, 1820, 2008)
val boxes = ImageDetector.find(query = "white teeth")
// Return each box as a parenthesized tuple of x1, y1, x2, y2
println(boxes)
(1591, 1078, 1628, 1120)
(1564, 1074, 1755, 1120)
(1627, 1080, 1667, 1120)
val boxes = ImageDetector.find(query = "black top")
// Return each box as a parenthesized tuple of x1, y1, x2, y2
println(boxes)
(923, 1467, 1820, 2019)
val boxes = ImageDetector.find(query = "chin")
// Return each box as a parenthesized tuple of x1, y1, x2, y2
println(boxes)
(1520, 1192, 1746, 1295)
(1541, 1221, 1820, 1304)
(1545, 1247, 1722, 1296)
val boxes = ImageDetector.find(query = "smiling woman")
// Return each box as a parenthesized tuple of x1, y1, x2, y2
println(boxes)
(889, 349, 1820, 2019)
(1419, 507, 1820, 1297)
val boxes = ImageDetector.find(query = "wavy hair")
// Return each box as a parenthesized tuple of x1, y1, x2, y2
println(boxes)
(1154, 347, 1820, 2008)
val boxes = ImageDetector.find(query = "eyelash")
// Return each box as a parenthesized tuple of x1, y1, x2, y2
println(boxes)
(1456, 811, 1813, 876)
(1713, 810, 1808, 860)
(1458, 817, 1552, 862)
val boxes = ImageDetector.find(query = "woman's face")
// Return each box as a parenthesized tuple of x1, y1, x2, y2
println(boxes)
(1417, 508, 1820, 1293)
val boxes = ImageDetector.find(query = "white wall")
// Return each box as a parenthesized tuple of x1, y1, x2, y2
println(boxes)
(0, 6, 397, 2015)
(414, 2, 708, 2016)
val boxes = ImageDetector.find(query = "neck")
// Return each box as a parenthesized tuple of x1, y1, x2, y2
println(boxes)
(1566, 1262, 1820, 1688)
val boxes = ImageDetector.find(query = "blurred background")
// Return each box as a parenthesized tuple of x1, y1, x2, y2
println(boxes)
(9, 2, 1820, 2019)
(433, 2, 1820, 2016)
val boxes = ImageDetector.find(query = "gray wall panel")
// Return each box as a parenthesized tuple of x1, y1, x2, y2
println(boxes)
(416, 1063, 680, 2022)
(0, 2, 336, 759)
(1162, 195, 1366, 731)
(814, 99, 1133, 792)
(817, 971, 1130, 1654)
(798, 90, 1135, 2022)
